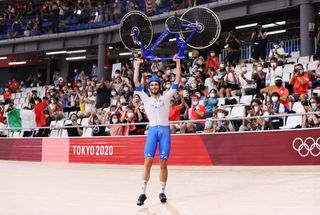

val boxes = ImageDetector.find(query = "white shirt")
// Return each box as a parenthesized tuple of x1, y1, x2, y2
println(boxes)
(268, 47, 286, 62)
(134, 87, 177, 126)
(239, 71, 255, 89)
(204, 76, 218, 92)
(266, 67, 283, 86)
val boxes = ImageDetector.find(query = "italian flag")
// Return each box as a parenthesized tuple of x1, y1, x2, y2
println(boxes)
(7, 109, 36, 129)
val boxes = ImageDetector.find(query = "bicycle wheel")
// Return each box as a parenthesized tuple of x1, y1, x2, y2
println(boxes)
(119, 11, 153, 52)
(179, 6, 221, 49)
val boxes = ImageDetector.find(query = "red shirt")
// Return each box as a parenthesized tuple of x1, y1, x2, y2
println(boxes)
(34, 99, 47, 127)
(188, 105, 206, 124)
(0, 112, 4, 123)
(273, 86, 289, 109)
(3, 91, 12, 100)
(169, 105, 182, 121)
(11, 81, 20, 92)
(292, 74, 309, 95)
(206, 56, 219, 71)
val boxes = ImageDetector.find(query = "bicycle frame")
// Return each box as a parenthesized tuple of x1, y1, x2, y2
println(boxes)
(132, 22, 200, 61)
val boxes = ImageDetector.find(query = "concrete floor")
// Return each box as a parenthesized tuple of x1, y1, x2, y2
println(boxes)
(0, 161, 319, 215)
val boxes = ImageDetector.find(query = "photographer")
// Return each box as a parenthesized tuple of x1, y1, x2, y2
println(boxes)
(225, 30, 241, 64)
(251, 23, 267, 62)
(289, 64, 309, 102)
(302, 97, 320, 128)
(268, 41, 285, 63)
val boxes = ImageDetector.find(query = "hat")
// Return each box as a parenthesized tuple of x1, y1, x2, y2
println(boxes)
(274, 76, 282, 81)
(214, 107, 229, 116)
(191, 94, 200, 99)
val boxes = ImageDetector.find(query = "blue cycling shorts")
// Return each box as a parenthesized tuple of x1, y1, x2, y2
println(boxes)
(144, 125, 171, 160)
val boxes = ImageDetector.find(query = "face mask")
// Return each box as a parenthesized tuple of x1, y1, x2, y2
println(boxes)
(181, 78, 187, 83)
(111, 91, 116, 96)
(166, 84, 171, 89)
(88, 92, 93, 96)
(210, 93, 215, 98)
(139, 106, 144, 111)
(192, 101, 199, 106)
(198, 60, 203, 65)
(127, 112, 134, 118)
(120, 98, 126, 103)
(217, 112, 224, 119)
(133, 97, 139, 102)
(210, 53, 215, 57)
(124, 87, 129, 92)
(257, 66, 263, 71)
(220, 64, 225, 69)
(274, 45, 279, 49)
(77, 83, 82, 87)
(122, 106, 127, 111)
(191, 83, 197, 88)
(35, 100, 39, 105)
(67, 83, 71, 87)
(241, 67, 247, 72)
(254, 106, 259, 112)
(271, 63, 277, 68)
(94, 119, 100, 124)
(114, 74, 120, 78)
(165, 70, 171, 75)
(272, 96, 278, 102)
(51, 100, 55, 104)
(112, 118, 118, 124)
(314, 60, 320, 65)
(45, 114, 49, 118)
(311, 103, 317, 111)
(275, 81, 282, 87)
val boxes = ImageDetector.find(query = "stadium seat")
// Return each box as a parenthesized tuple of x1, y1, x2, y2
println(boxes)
(283, 64, 294, 74)
(230, 106, 245, 118)
(286, 57, 298, 64)
(280, 115, 302, 129)
(49, 129, 60, 137)
(60, 129, 68, 137)
(307, 61, 317, 71)
(83, 128, 92, 137)
(298, 56, 309, 64)
(10, 93, 15, 99)
(240, 95, 253, 105)
(292, 102, 305, 113)
(0, 95, 3, 101)
(15, 93, 21, 99)
(81, 117, 89, 126)
(282, 73, 291, 82)
(290, 51, 300, 58)
(217, 98, 225, 106)
(56, 120, 65, 127)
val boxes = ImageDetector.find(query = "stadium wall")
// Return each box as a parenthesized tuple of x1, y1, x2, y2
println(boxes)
(0, 129, 319, 166)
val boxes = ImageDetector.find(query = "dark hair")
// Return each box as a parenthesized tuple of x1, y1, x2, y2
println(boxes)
(69, 113, 78, 119)
(271, 92, 280, 98)
(251, 98, 262, 106)
(109, 114, 118, 124)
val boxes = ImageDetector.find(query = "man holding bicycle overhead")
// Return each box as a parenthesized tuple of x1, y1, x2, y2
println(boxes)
(134, 54, 181, 206)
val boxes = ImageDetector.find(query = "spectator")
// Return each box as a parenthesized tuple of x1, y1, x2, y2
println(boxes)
(96, 78, 111, 109)
(34, 109, 52, 137)
(289, 64, 310, 102)
(268, 41, 285, 63)
(91, 63, 98, 81)
(232, 62, 255, 96)
(204, 107, 235, 133)
(88, 110, 106, 136)
(171, 0, 183, 11)
(251, 23, 267, 62)
(65, 113, 83, 137)
(204, 67, 219, 95)
(240, 99, 270, 131)
(48, 97, 64, 120)
(302, 97, 320, 128)
(267, 92, 288, 129)
(169, 96, 185, 134)
(113, 0, 123, 21)
(271, 76, 290, 110)
(204, 89, 218, 118)
(146, 0, 155, 16)
(34, 96, 49, 127)
(180, 94, 206, 133)
(260, 58, 283, 95)
(206, 50, 219, 71)
(316, 26, 320, 58)
(108, 113, 124, 136)
(225, 30, 241, 64)
(8, 19, 21, 38)
(121, 107, 142, 135)
(253, 63, 266, 93)
(3, 88, 12, 104)
(136, 104, 149, 135)
(221, 64, 239, 98)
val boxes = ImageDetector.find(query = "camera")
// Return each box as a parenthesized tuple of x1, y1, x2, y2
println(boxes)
(293, 68, 299, 73)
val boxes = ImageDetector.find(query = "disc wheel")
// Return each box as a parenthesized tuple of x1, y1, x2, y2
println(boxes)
(119, 11, 153, 52)
(179, 6, 221, 49)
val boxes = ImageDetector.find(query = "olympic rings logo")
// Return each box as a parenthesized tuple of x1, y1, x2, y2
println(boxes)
(292, 137, 320, 157)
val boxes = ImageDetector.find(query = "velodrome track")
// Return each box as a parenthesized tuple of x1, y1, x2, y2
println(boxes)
(1, 161, 319, 215)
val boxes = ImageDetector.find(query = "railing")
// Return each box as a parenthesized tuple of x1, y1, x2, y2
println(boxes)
(221, 38, 301, 61)
(1, 110, 319, 137)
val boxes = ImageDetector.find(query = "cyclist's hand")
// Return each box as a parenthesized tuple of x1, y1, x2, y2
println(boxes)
(172, 54, 180, 62)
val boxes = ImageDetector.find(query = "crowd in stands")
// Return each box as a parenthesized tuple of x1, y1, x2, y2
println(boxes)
(0, 0, 213, 39)
(0, 40, 320, 137)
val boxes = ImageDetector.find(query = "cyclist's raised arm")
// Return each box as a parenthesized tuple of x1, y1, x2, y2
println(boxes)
(134, 58, 144, 87)
(173, 55, 181, 85)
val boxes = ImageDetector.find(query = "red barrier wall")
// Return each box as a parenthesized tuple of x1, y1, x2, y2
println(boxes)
(0, 128, 319, 166)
